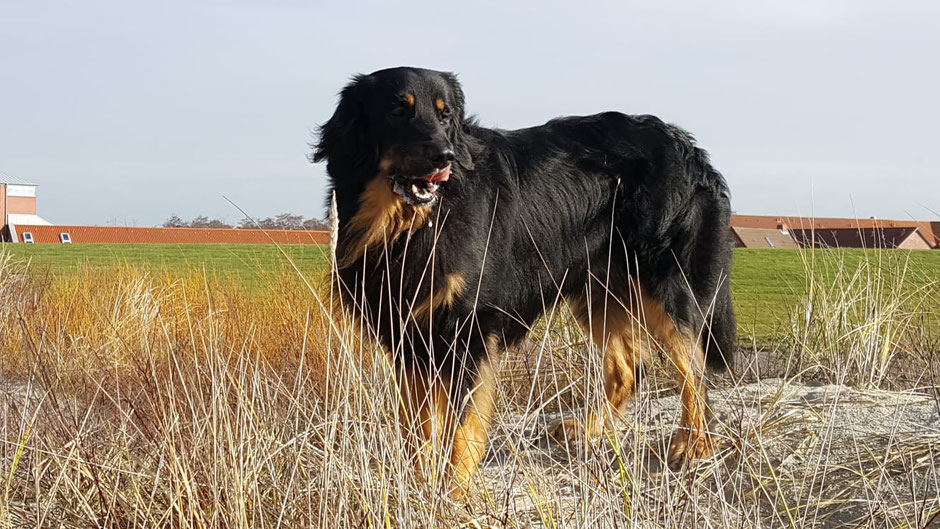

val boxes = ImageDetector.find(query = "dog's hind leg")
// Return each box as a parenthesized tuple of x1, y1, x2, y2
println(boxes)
(551, 294, 640, 445)
(637, 293, 715, 469)
(664, 330, 714, 469)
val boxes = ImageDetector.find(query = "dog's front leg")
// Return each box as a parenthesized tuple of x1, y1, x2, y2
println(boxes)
(448, 358, 497, 499)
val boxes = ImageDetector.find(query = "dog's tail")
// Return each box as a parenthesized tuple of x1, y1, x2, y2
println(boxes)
(703, 273, 736, 370)
(675, 131, 737, 371)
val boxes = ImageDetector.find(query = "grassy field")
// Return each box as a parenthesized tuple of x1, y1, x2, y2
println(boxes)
(0, 243, 332, 288)
(3, 243, 938, 343)
(1, 243, 938, 527)
(731, 248, 940, 342)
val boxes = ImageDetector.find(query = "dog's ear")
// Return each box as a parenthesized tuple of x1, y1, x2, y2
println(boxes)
(442, 72, 474, 171)
(311, 75, 373, 176)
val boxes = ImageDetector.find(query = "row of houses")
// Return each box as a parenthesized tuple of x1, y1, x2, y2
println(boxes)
(2, 177, 938, 249)
(730, 215, 940, 250)
(1, 177, 328, 245)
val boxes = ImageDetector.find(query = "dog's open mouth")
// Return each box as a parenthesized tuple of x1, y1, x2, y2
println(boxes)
(390, 164, 451, 206)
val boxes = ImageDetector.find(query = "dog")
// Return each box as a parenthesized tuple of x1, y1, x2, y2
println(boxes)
(313, 66, 736, 496)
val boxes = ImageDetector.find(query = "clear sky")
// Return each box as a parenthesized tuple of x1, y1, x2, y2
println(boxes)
(2, 0, 938, 226)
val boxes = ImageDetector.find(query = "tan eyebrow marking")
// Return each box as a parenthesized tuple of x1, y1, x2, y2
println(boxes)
(434, 98, 445, 111)
(404, 93, 415, 106)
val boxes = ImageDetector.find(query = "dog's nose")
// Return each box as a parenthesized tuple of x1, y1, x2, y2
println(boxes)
(426, 145, 455, 167)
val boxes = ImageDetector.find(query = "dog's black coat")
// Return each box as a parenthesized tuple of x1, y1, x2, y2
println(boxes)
(314, 67, 735, 408)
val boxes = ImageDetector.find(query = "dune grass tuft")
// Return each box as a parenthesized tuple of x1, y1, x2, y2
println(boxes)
(1, 247, 937, 527)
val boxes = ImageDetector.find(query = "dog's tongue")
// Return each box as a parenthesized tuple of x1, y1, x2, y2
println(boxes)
(423, 164, 451, 183)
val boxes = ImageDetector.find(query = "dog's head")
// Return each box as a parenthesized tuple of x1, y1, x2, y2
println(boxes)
(313, 67, 473, 207)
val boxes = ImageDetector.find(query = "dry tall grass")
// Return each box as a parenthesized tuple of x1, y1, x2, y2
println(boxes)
(781, 248, 940, 387)
(1, 249, 938, 528)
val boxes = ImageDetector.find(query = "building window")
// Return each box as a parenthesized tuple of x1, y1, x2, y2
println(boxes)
(22, 232, 34, 243)
(60, 233, 72, 244)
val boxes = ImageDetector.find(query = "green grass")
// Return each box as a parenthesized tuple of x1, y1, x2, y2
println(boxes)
(2, 243, 938, 343)
(732, 249, 940, 342)
(0, 242, 332, 288)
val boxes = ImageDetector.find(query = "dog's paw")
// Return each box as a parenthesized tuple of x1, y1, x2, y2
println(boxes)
(548, 417, 598, 447)
(666, 427, 715, 470)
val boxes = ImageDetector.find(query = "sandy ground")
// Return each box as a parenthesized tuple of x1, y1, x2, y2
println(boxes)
(475, 379, 940, 527)
(2, 377, 938, 527)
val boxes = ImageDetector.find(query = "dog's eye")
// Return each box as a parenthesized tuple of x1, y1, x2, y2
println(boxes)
(439, 108, 451, 124)
(389, 105, 408, 118)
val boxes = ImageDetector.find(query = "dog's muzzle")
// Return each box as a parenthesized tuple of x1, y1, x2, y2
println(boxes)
(390, 164, 451, 206)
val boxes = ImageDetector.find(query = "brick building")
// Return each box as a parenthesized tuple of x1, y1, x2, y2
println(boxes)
(729, 227, 800, 249)
(12, 224, 328, 244)
(790, 226, 933, 250)
(1, 176, 327, 245)
(731, 215, 939, 248)
(1, 176, 52, 242)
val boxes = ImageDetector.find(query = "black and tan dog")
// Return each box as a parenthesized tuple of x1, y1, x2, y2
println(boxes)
(313, 66, 736, 496)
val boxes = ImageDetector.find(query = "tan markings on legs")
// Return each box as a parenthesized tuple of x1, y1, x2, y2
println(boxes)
(398, 355, 498, 499)
(637, 293, 714, 469)
(484, 332, 500, 355)
(666, 337, 713, 469)
(552, 292, 641, 445)
(397, 365, 453, 487)
(602, 333, 638, 424)
(411, 272, 466, 321)
(449, 357, 497, 499)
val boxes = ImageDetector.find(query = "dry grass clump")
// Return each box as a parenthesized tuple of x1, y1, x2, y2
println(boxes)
(1, 257, 341, 526)
(780, 248, 939, 388)
(1, 248, 938, 528)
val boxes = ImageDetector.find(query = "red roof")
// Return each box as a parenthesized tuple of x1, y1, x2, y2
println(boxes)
(730, 227, 799, 248)
(731, 215, 939, 248)
(790, 227, 932, 250)
(13, 225, 329, 244)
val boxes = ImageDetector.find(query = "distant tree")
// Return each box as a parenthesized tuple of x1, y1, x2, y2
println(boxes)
(236, 213, 327, 230)
(189, 215, 211, 228)
(163, 214, 186, 228)
(302, 217, 330, 231)
(274, 213, 304, 230)
(162, 215, 232, 228)
(256, 217, 280, 230)
(204, 219, 233, 229)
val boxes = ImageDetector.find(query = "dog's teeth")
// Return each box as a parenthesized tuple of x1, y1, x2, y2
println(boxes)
(406, 181, 437, 202)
